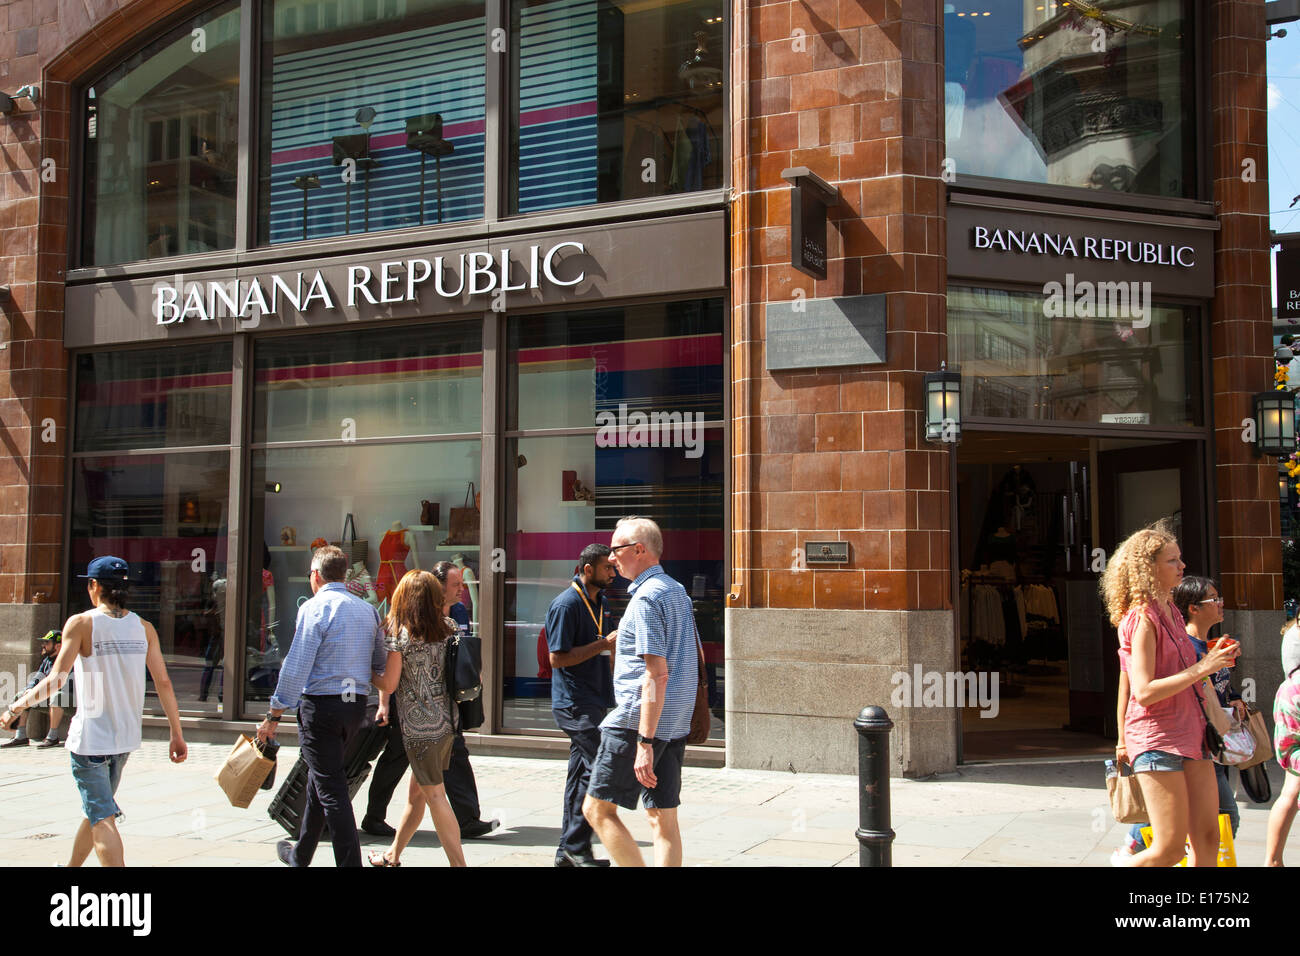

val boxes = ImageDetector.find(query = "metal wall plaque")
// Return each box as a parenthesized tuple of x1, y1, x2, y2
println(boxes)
(804, 541, 850, 565)
(765, 294, 886, 371)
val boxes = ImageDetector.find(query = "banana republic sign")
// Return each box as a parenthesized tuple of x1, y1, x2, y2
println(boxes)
(62, 212, 728, 348)
(947, 203, 1216, 298)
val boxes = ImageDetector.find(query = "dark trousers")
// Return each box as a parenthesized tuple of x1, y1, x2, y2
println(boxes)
(553, 704, 605, 858)
(442, 730, 482, 826)
(366, 708, 482, 828)
(293, 695, 366, 868)
(366, 709, 408, 822)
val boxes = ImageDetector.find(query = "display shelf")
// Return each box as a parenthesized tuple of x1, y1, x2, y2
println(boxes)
(287, 576, 311, 583)
(269, 545, 311, 552)
(559, 500, 595, 506)
(407, 525, 439, 532)
(433, 544, 480, 552)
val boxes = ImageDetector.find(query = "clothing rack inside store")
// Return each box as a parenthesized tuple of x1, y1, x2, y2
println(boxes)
(961, 573, 1064, 674)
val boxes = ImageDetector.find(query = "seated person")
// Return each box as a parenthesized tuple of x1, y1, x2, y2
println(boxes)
(3, 630, 72, 748)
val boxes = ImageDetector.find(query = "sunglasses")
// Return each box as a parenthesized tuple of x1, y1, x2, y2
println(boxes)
(609, 541, 641, 554)
(1196, 597, 1225, 606)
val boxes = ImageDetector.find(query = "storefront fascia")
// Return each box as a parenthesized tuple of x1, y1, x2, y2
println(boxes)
(62, 210, 730, 752)
(946, 193, 1221, 757)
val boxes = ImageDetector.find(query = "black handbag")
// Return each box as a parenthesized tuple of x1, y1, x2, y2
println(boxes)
(1239, 761, 1273, 804)
(446, 628, 482, 704)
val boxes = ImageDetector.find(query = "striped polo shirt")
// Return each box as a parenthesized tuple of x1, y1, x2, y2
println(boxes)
(602, 564, 698, 741)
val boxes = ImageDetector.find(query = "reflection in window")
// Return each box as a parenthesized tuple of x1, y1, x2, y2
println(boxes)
(511, 0, 724, 212)
(68, 453, 231, 714)
(506, 300, 723, 430)
(501, 299, 725, 736)
(82, 2, 241, 265)
(259, 0, 486, 243)
(247, 441, 482, 704)
(944, 0, 1193, 197)
(74, 346, 234, 452)
(948, 285, 1200, 425)
(252, 321, 482, 443)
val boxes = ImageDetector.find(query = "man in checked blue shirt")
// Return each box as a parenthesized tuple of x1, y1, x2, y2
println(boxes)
(256, 546, 387, 868)
(583, 516, 698, 866)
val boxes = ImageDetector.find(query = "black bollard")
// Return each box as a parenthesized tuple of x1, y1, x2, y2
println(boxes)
(854, 705, 895, 867)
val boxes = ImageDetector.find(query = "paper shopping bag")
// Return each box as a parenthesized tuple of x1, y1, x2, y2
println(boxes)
(214, 734, 275, 809)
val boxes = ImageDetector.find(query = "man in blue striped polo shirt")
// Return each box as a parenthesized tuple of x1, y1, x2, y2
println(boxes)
(257, 545, 387, 868)
(583, 516, 698, 866)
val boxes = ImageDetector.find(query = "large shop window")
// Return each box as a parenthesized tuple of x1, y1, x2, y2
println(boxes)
(509, 0, 724, 213)
(247, 322, 483, 707)
(82, 2, 241, 265)
(258, 0, 487, 243)
(502, 300, 725, 736)
(69, 347, 235, 715)
(947, 286, 1201, 426)
(944, 1, 1194, 198)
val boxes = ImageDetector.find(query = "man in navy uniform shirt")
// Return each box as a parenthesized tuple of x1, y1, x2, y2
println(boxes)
(545, 543, 617, 866)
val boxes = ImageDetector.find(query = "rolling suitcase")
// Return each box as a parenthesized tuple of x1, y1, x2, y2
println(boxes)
(267, 707, 390, 836)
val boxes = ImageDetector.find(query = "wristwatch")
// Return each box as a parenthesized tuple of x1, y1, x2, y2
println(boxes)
(265, 712, 281, 723)
(636, 734, 656, 745)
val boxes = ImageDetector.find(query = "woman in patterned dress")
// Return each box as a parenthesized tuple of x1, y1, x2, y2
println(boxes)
(369, 571, 465, 867)
(1266, 662, 1300, 865)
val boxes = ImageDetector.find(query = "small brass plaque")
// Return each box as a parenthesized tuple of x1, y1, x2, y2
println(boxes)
(804, 541, 850, 565)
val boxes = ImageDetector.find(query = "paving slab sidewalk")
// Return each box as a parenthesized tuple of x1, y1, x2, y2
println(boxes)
(1, 741, 1291, 867)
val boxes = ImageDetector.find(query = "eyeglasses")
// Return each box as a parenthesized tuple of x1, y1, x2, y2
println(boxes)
(1196, 598, 1225, 606)
(609, 541, 640, 554)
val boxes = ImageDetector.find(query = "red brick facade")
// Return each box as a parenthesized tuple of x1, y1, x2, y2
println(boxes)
(730, 0, 949, 616)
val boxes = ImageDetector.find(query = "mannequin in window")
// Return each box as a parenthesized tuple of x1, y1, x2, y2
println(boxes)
(376, 520, 420, 602)
(199, 574, 226, 703)
(987, 526, 1018, 580)
(452, 553, 477, 629)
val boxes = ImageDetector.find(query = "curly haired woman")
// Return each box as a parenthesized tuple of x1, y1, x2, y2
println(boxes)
(1101, 522, 1239, 867)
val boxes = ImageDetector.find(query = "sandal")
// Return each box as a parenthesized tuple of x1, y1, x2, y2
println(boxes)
(367, 850, 400, 867)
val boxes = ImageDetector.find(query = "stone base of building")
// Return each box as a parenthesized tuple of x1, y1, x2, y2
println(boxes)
(1223, 609, 1288, 728)
(724, 608, 956, 777)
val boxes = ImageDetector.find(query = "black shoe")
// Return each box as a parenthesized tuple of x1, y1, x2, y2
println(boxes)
(459, 818, 499, 840)
(556, 849, 610, 867)
(361, 816, 396, 838)
(36, 738, 62, 749)
(276, 840, 296, 866)
(0, 737, 30, 748)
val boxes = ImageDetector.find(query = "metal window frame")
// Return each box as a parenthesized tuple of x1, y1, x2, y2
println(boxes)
(68, 0, 731, 275)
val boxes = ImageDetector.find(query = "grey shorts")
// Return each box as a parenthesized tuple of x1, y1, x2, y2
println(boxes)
(586, 727, 686, 811)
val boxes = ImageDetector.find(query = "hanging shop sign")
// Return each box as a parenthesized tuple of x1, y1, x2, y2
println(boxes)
(947, 202, 1216, 298)
(782, 167, 840, 281)
(1277, 246, 1300, 317)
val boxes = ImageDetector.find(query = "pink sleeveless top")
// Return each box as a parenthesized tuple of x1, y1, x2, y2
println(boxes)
(1117, 603, 1206, 760)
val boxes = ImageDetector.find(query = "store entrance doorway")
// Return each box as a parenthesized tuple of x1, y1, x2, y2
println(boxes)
(956, 432, 1207, 761)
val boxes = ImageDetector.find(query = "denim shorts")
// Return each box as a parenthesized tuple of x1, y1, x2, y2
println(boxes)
(586, 727, 686, 811)
(70, 752, 129, 824)
(1132, 749, 1194, 773)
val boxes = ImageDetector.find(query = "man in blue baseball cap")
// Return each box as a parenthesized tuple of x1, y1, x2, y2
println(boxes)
(2, 556, 188, 867)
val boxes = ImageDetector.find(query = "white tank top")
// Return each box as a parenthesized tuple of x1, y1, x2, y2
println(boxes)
(66, 607, 150, 756)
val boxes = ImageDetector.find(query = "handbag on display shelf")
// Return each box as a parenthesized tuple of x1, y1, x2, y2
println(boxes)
(332, 514, 369, 566)
(1105, 759, 1147, 824)
(442, 483, 480, 546)
(420, 500, 440, 527)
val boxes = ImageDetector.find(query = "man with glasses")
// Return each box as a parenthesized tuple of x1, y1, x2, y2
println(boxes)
(257, 545, 387, 868)
(583, 517, 697, 866)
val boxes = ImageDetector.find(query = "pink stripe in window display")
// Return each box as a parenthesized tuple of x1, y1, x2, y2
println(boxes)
(269, 121, 487, 165)
(516, 336, 722, 372)
(508, 530, 723, 562)
(79, 538, 227, 565)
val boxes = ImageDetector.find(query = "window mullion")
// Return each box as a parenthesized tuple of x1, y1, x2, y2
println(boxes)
(235, 0, 261, 250)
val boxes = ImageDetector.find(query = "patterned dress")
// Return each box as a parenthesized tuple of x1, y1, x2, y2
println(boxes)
(1273, 670, 1300, 776)
(386, 622, 454, 761)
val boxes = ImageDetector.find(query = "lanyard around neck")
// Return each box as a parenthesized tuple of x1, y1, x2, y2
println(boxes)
(571, 582, 603, 636)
